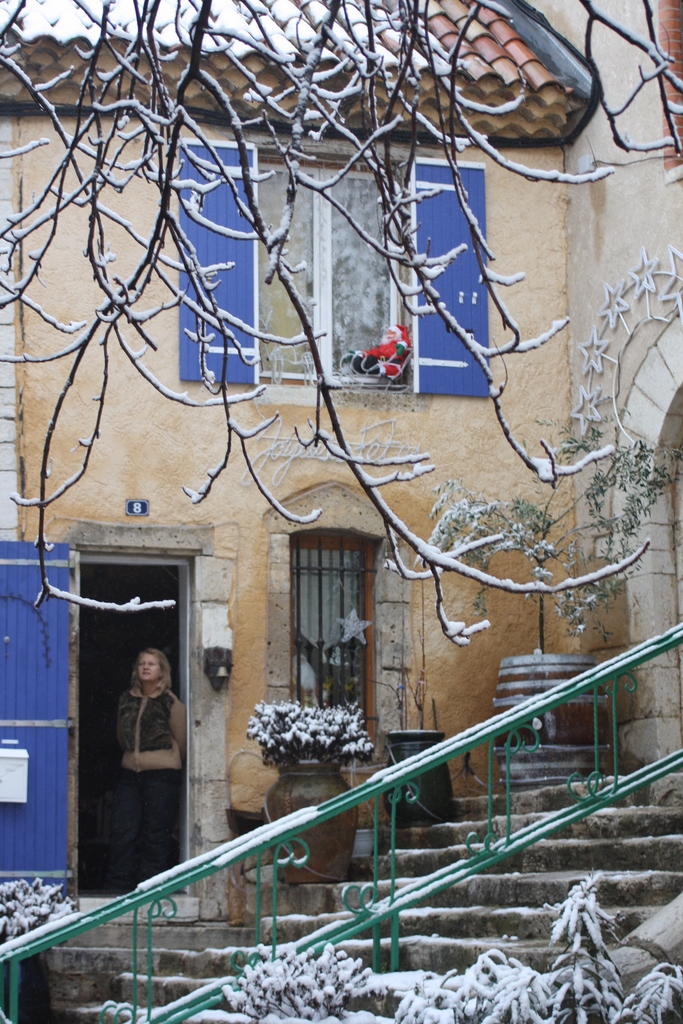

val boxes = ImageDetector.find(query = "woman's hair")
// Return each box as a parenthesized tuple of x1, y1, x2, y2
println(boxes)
(130, 648, 172, 692)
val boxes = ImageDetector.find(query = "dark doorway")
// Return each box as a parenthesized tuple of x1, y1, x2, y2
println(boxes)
(78, 562, 182, 892)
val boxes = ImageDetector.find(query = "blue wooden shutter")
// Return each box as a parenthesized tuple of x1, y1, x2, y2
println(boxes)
(0, 542, 70, 887)
(414, 162, 488, 396)
(179, 144, 258, 385)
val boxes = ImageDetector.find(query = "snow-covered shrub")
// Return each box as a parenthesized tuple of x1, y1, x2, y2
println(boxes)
(547, 873, 623, 1024)
(222, 944, 380, 1020)
(395, 952, 551, 1024)
(247, 701, 374, 767)
(0, 878, 75, 940)
(395, 968, 462, 1024)
(617, 964, 683, 1024)
(394, 875, 683, 1024)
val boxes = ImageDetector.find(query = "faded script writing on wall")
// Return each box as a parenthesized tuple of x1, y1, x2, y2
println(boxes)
(241, 419, 421, 487)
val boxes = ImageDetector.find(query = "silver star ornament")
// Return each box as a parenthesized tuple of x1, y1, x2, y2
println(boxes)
(337, 608, 371, 645)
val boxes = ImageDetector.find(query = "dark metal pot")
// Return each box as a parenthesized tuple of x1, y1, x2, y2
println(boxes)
(385, 730, 453, 827)
(265, 763, 357, 883)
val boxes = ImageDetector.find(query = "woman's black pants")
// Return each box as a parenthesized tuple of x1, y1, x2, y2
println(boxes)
(106, 768, 182, 891)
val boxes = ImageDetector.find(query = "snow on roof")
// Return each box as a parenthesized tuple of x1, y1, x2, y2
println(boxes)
(0, 0, 592, 140)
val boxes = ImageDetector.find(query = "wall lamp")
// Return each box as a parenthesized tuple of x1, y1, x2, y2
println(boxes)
(204, 646, 233, 691)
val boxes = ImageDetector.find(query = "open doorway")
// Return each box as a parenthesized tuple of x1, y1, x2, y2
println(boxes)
(77, 560, 188, 892)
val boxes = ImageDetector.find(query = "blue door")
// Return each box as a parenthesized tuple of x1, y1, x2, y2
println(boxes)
(0, 542, 70, 888)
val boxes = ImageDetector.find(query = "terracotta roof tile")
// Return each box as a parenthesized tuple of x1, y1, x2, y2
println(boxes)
(488, 18, 521, 48)
(520, 59, 561, 91)
(438, 30, 461, 52)
(0, 0, 589, 141)
(458, 51, 496, 81)
(438, 0, 470, 25)
(463, 19, 491, 41)
(503, 37, 538, 68)
(429, 12, 457, 40)
(472, 32, 508, 65)
(490, 55, 522, 87)
(475, 6, 498, 26)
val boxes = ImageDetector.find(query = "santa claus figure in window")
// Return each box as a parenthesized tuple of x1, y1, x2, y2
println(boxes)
(344, 325, 411, 378)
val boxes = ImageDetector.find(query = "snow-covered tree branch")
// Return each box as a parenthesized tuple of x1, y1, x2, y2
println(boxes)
(0, 0, 680, 637)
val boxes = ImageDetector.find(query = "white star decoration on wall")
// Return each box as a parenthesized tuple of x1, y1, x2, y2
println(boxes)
(337, 608, 371, 645)
(571, 385, 602, 435)
(574, 244, 683, 438)
(628, 246, 657, 299)
(657, 245, 683, 321)
(598, 279, 629, 330)
(578, 325, 608, 374)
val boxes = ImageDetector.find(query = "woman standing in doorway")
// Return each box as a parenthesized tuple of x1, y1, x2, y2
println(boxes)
(105, 649, 187, 891)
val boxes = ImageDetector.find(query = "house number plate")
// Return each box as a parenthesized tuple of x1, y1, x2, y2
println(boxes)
(125, 499, 150, 517)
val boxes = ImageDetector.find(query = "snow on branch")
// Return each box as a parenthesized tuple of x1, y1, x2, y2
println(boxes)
(0, 0, 677, 627)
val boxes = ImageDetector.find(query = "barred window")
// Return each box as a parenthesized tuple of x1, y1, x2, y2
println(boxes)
(290, 534, 375, 720)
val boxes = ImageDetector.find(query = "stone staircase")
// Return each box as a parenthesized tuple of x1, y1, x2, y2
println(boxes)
(44, 773, 683, 1023)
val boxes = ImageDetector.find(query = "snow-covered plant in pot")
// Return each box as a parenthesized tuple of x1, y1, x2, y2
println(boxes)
(0, 878, 75, 1024)
(429, 431, 681, 788)
(247, 700, 373, 883)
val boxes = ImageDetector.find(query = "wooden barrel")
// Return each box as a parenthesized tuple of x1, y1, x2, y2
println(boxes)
(493, 653, 608, 789)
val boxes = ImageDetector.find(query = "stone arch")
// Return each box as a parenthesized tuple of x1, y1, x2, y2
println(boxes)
(621, 316, 683, 762)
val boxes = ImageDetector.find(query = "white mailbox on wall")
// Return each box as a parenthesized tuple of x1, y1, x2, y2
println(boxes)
(0, 748, 29, 803)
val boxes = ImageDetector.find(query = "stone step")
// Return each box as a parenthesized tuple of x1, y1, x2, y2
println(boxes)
(422, 869, 683, 911)
(338, 934, 555, 974)
(44, 945, 247, 1010)
(47, 773, 683, 1021)
(52, 981, 231, 1024)
(394, 806, 683, 850)
(252, 867, 683, 919)
(111, 971, 227, 1007)
(349, 835, 683, 881)
(60, 922, 254, 951)
(55, 1013, 231, 1024)
(450, 771, 683, 821)
(260, 902, 655, 944)
(44, 944, 255, 1007)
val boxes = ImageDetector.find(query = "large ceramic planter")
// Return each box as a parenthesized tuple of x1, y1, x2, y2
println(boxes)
(264, 763, 357, 883)
(384, 730, 453, 827)
(493, 652, 607, 788)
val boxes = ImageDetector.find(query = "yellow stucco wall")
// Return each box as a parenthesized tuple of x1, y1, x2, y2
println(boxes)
(11, 116, 581, 803)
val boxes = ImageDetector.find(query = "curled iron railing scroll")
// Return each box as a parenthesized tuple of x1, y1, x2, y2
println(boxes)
(228, 947, 261, 989)
(387, 782, 418, 903)
(99, 1001, 135, 1023)
(566, 673, 639, 803)
(343, 881, 379, 916)
(270, 838, 310, 959)
(465, 718, 541, 854)
(98, 896, 177, 1024)
(224, 837, 312, 991)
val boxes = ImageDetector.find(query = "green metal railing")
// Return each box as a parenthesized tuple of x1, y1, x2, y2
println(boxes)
(4, 622, 683, 1024)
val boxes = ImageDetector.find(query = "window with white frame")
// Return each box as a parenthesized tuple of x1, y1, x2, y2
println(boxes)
(257, 167, 392, 382)
(178, 142, 488, 396)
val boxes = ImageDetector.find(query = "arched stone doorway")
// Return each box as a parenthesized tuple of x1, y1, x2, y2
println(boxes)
(621, 315, 683, 763)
